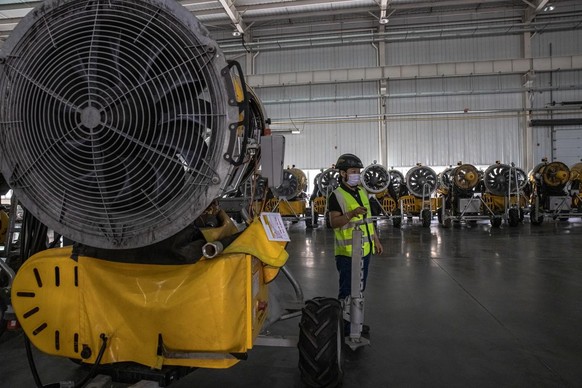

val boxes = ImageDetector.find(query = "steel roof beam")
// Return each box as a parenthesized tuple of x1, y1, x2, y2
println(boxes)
(524, 0, 550, 23)
(216, 0, 246, 35)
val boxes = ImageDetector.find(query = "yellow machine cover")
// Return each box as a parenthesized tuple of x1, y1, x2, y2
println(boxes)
(11, 221, 288, 369)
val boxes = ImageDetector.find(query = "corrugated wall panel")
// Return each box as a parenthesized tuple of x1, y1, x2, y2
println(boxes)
(387, 92, 523, 113)
(283, 122, 379, 170)
(388, 75, 522, 95)
(532, 30, 582, 57)
(385, 116, 520, 168)
(255, 83, 380, 169)
(255, 43, 376, 74)
(386, 35, 521, 66)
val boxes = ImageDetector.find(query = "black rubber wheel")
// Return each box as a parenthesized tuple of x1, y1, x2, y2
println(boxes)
(508, 208, 519, 227)
(298, 297, 344, 388)
(392, 217, 402, 229)
(0, 298, 7, 338)
(531, 204, 543, 225)
(305, 209, 313, 229)
(421, 209, 431, 227)
(491, 216, 502, 228)
(437, 208, 443, 225)
(440, 209, 452, 228)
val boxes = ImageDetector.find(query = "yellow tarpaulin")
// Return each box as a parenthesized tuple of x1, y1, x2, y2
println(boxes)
(11, 220, 287, 369)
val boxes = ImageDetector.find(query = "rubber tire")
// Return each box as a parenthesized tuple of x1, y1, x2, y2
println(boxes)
(421, 209, 431, 227)
(508, 208, 519, 227)
(531, 214, 543, 225)
(305, 209, 313, 229)
(0, 298, 7, 338)
(440, 209, 452, 228)
(392, 217, 402, 229)
(491, 216, 502, 228)
(298, 297, 344, 388)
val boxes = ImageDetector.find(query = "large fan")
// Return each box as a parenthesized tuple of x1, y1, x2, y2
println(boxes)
(0, 0, 241, 249)
(318, 168, 340, 195)
(437, 167, 454, 192)
(571, 162, 582, 183)
(405, 165, 437, 198)
(542, 162, 570, 187)
(483, 163, 527, 196)
(361, 163, 390, 194)
(453, 164, 480, 191)
(272, 168, 307, 200)
(388, 169, 406, 197)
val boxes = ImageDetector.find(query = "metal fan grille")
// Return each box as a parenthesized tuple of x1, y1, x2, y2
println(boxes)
(0, 0, 238, 249)
(361, 164, 390, 194)
(318, 168, 340, 195)
(405, 166, 437, 198)
(542, 162, 570, 187)
(453, 164, 479, 191)
(273, 168, 306, 200)
(484, 164, 527, 196)
(388, 169, 404, 193)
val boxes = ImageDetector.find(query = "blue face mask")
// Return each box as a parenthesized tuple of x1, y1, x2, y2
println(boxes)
(347, 173, 360, 186)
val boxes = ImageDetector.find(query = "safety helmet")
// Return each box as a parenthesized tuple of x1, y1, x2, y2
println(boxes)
(335, 153, 363, 171)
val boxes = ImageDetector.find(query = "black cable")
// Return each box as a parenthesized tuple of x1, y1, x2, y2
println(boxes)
(74, 334, 108, 388)
(24, 336, 59, 388)
(24, 333, 108, 388)
(21, 210, 111, 388)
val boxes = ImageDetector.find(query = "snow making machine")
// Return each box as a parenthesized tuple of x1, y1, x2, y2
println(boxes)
(305, 172, 322, 228)
(481, 162, 529, 227)
(438, 163, 504, 227)
(571, 161, 582, 212)
(398, 164, 439, 227)
(0, 1, 347, 387)
(264, 167, 308, 221)
(360, 163, 401, 226)
(529, 158, 582, 224)
(309, 167, 341, 228)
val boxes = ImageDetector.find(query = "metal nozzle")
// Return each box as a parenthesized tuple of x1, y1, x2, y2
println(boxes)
(202, 241, 224, 259)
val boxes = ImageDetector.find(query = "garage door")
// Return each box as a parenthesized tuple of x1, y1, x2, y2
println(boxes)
(553, 127, 582, 167)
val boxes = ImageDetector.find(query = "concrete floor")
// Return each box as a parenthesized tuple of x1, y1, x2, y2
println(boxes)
(1, 218, 582, 387)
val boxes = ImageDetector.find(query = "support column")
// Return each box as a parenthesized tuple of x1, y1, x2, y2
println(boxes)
(378, 29, 388, 167)
(522, 32, 534, 171)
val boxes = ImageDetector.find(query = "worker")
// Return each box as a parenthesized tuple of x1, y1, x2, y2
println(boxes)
(328, 153, 383, 332)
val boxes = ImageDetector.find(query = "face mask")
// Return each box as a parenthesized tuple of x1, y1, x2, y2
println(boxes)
(346, 173, 360, 186)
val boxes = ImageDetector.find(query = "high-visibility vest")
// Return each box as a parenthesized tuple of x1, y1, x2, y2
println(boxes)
(333, 186, 374, 257)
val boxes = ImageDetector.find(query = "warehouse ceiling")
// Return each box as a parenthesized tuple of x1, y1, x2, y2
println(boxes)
(0, 0, 580, 53)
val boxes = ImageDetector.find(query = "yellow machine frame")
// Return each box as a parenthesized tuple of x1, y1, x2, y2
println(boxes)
(482, 193, 527, 214)
(263, 198, 307, 217)
(11, 220, 288, 370)
(399, 195, 438, 215)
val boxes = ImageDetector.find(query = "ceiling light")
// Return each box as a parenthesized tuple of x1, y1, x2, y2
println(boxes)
(379, 17, 389, 25)
(543, 5, 555, 11)
(232, 30, 242, 37)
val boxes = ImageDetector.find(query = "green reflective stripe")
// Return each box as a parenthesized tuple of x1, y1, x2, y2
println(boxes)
(335, 239, 352, 247)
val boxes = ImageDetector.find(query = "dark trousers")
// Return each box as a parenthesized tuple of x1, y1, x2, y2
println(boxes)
(335, 254, 371, 300)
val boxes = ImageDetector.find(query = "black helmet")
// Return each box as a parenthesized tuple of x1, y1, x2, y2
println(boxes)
(335, 153, 363, 171)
